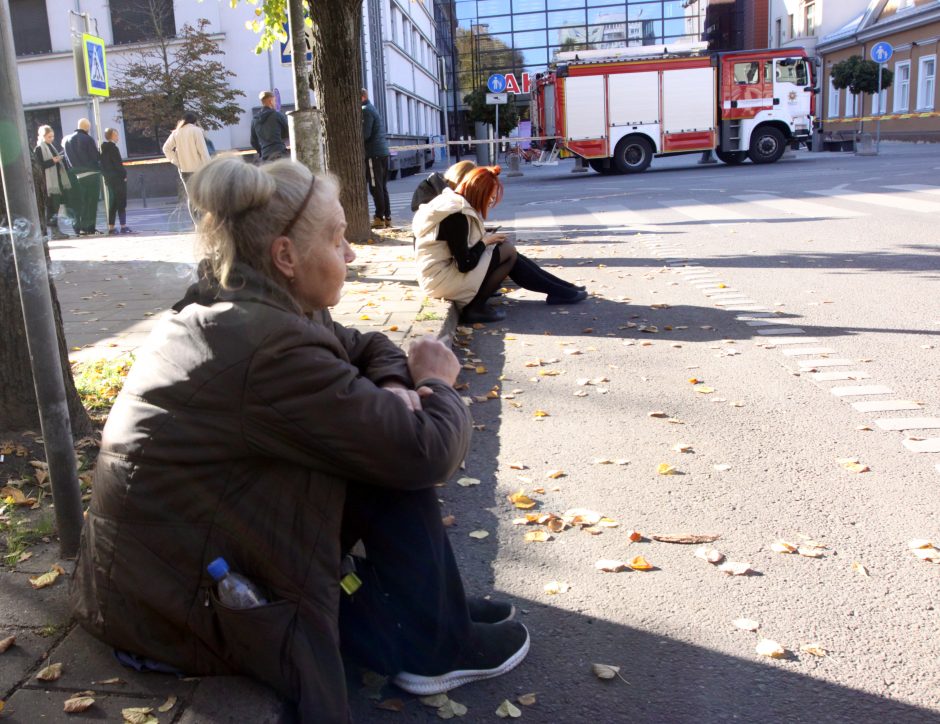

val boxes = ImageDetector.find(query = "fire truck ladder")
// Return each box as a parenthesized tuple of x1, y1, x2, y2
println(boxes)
(532, 143, 560, 166)
(726, 119, 743, 151)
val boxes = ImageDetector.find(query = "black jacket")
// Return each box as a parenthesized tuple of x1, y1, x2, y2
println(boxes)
(70, 263, 471, 722)
(100, 142, 126, 184)
(63, 129, 100, 174)
(250, 107, 289, 159)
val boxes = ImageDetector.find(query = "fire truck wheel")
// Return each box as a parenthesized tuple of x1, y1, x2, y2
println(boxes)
(715, 150, 747, 165)
(613, 136, 653, 173)
(748, 126, 786, 164)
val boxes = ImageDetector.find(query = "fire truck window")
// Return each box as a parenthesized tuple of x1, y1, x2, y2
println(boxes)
(734, 62, 760, 85)
(764, 61, 773, 83)
(776, 59, 808, 86)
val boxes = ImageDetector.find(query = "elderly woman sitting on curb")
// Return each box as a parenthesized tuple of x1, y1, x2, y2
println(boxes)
(413, 165, 587, 324)
(70, 157, 530, 723)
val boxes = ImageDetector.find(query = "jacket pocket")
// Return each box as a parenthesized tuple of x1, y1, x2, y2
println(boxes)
(207, 588, 298, 697)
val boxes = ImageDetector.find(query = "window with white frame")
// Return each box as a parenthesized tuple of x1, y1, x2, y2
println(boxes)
(827, 77, 840, 118)
(917, 55, 936, 110)
(845, 91, 858, 117)
(803, 2, 815, 37)
(894, 60, 911, 111)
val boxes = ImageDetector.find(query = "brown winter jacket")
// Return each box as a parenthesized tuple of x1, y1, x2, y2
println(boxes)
(70, 263, 472, 722)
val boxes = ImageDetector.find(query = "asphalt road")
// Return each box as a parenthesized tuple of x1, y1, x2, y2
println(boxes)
(350, 144, 940, 722)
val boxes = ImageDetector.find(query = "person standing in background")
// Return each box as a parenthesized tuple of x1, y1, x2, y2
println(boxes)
(162, 111, 210, 223)
(361, 88, 391, 229)
(63, 118, 102, 236)
(34, 125, 72, 238)
(250, 91, 289, 162)
(101, 128, 132, 235)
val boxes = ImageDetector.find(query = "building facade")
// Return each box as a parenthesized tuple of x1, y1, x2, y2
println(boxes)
(767, 0, 869, 55)
(434, 0, 711, 139)
(817, 0, 940, 142)
(12, 0, 442, 193)
(704, 0, 770, 50)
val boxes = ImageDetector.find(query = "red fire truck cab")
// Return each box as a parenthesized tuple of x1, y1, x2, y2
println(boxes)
(531, 43, 816, 174)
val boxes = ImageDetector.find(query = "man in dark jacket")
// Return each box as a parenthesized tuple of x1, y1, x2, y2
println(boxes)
(250, 90, 290, 162)
(63, 118, 102, 235)
(362, 88, 391, 229)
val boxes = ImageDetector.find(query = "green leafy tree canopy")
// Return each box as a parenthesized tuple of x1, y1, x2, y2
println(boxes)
(463, 87, 520, 136)
(831, 55, 894, 96)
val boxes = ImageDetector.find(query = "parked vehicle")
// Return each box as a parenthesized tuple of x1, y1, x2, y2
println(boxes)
(531, 42, 816, 174)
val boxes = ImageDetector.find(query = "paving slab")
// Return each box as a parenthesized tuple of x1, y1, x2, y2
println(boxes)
(0, 571, 72, 628)
(178, 677, 290, 724)
(0, 630, 61, 694)
(1, 687, 172, 724)
(875, 418, 940, 431)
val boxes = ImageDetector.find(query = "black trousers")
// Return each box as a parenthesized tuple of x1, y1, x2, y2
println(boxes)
(365, 155, 390, 220)
(106, 179, 127, 227)
(338, 482, 472, 676)
(75, 173, 100, 232)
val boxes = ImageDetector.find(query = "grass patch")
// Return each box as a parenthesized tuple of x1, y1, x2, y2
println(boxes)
(72, 354, 135, 412)
(1, 510, 55, 567)
(415, 310, 442, 322)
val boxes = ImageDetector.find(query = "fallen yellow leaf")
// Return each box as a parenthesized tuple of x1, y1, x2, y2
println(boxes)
(657, 463, 677, 475)
(508, 490, 538, 509)
(36, 662, 63, 681)
(29, 564, 65, 590)
(851, 561, 870, 577)
(755, 639, 787, 658)
(495, 700, 522, 718)
(718, 561, 752, 576)
(437, 699, 468, 719)
(517, 692, 537, 706)
(801, 643, 828, 657)
(468, 530, 489, 539)
(770, 541, 797, 554)
(672, 442, 694, 453)
(628, 555, 654, 571)
(524, 530, 552, 543)
(456, 477, 480, 487)
(544, 580, 570, 594)
(476, 366, 487, 374)
(122, 707, 159, 724)
(908, 539, 933, 549)
(693, 385, 716, 394)
(533, 409, 550, 418)
(627, 529, 643, 542)
(546, 469, 566, 479)
(594, 559, 628, 572)
(63, 696, 95, 713)
(732, 618, 760, 631)
(836, 458, 870, 473)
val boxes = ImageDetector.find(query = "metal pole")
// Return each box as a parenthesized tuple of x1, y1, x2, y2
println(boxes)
(0, 0, 84, 557)
(92, 97, 109, 228)
(875, 63, 883, 153)
(494, 102, 499, 165)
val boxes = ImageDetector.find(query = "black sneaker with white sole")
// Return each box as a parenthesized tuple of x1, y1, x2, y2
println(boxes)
(392, 620, 530, 695)
(467, 596, 515, 624)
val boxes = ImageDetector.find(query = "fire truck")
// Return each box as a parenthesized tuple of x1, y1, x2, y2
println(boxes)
(531, 42, 816, 174)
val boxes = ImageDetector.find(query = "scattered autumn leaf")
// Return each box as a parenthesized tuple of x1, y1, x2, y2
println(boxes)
(648, 411, 668, 418)
(657, 463, 677, 475)
(157, 695, 177, 713)
(836, 458, 870, 473)
(376, 699, 405, 712)
(436, 699, 468, 719)
(0, 636, 14, 653)
(544, 580, 571, 594)
(442, 515, 456, 527)
(755, 639, 787, 658)
(592, 663, 627, 682)
(652, 533, 720, 545)
(627, 530, 643, 542)
(122, 707, 159, 724)
(456, 477, 480, 487)
(797, 547, 825, 558)
(508, 490, 538, 510)
(36, 662, 63, 681)
(92, 677, 125, 685)
(908, 539, 933, 549)
(718, 561, 752, 576)
(733, 618, 760, 632)
(770, 541, 797, 554)
(420, 694, 451, 708)
(801, 643, 828, 657)
(524, 530, 552, 543)
(713, 464, 732, 472)
(595, 559, 628, 572)
(672, 442, 694, 453)
(911, 547, 940, 562)
(496, 700, 522, 718)
(63, 696, 95, 713)
(509, 462, 527, 470)
(851, 561, 870, 577)
(694, 547, 725, 564)
(468, 530, 490, 540)
(628, 555, 654, 571)
(517, 692, 537, 706)
(0, 486, 37, 506)
(546, 469, 566, 479)
(693, 385, 716, 394)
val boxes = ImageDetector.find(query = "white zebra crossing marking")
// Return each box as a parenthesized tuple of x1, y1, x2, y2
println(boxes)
(732, 193, 865, 219)
(809, 188, 940, 214)
(852, 400, 922, 413)
(664, 200, 748, 223)
(829, 385, 894, 396)
(875, 418, 940, 431)
(882, 184, 940, 196)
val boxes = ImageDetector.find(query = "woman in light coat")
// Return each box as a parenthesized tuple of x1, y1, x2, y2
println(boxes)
(34, 125, 72, 238)
(162, 111, 210, 222)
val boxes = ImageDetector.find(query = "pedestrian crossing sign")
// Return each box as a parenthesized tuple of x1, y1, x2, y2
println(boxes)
(82, 34, 109, 97)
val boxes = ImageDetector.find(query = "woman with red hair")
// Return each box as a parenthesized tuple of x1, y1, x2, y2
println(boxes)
(413, 165, 586, 323)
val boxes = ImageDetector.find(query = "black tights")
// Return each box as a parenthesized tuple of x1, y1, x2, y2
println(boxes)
(464, 246, 576, 312)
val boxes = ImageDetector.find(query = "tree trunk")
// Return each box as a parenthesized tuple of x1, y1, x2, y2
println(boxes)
(309, 0, 371, 243)
(0, 231, 93, 436)
(288, 0, 324, 172)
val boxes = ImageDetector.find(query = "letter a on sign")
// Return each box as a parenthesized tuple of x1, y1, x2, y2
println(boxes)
(504, 73, 520, 94)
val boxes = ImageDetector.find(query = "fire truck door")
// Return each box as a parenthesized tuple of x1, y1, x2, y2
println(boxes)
(773, 58, 812, 122)
(724, 59, 773, 119)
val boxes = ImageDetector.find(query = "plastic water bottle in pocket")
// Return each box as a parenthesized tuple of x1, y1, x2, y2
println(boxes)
(207, 557, 267, 608)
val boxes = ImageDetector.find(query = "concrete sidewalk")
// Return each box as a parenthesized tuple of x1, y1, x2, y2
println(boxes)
(0, 230, 455, 723)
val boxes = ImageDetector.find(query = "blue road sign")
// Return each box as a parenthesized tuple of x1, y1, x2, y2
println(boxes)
(82, 34, 109, 97)
(487, 74, 506, 93)
(871, 42, 893, 64)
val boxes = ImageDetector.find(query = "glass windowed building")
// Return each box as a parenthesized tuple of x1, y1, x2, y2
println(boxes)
(437, 0, 708, 138)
